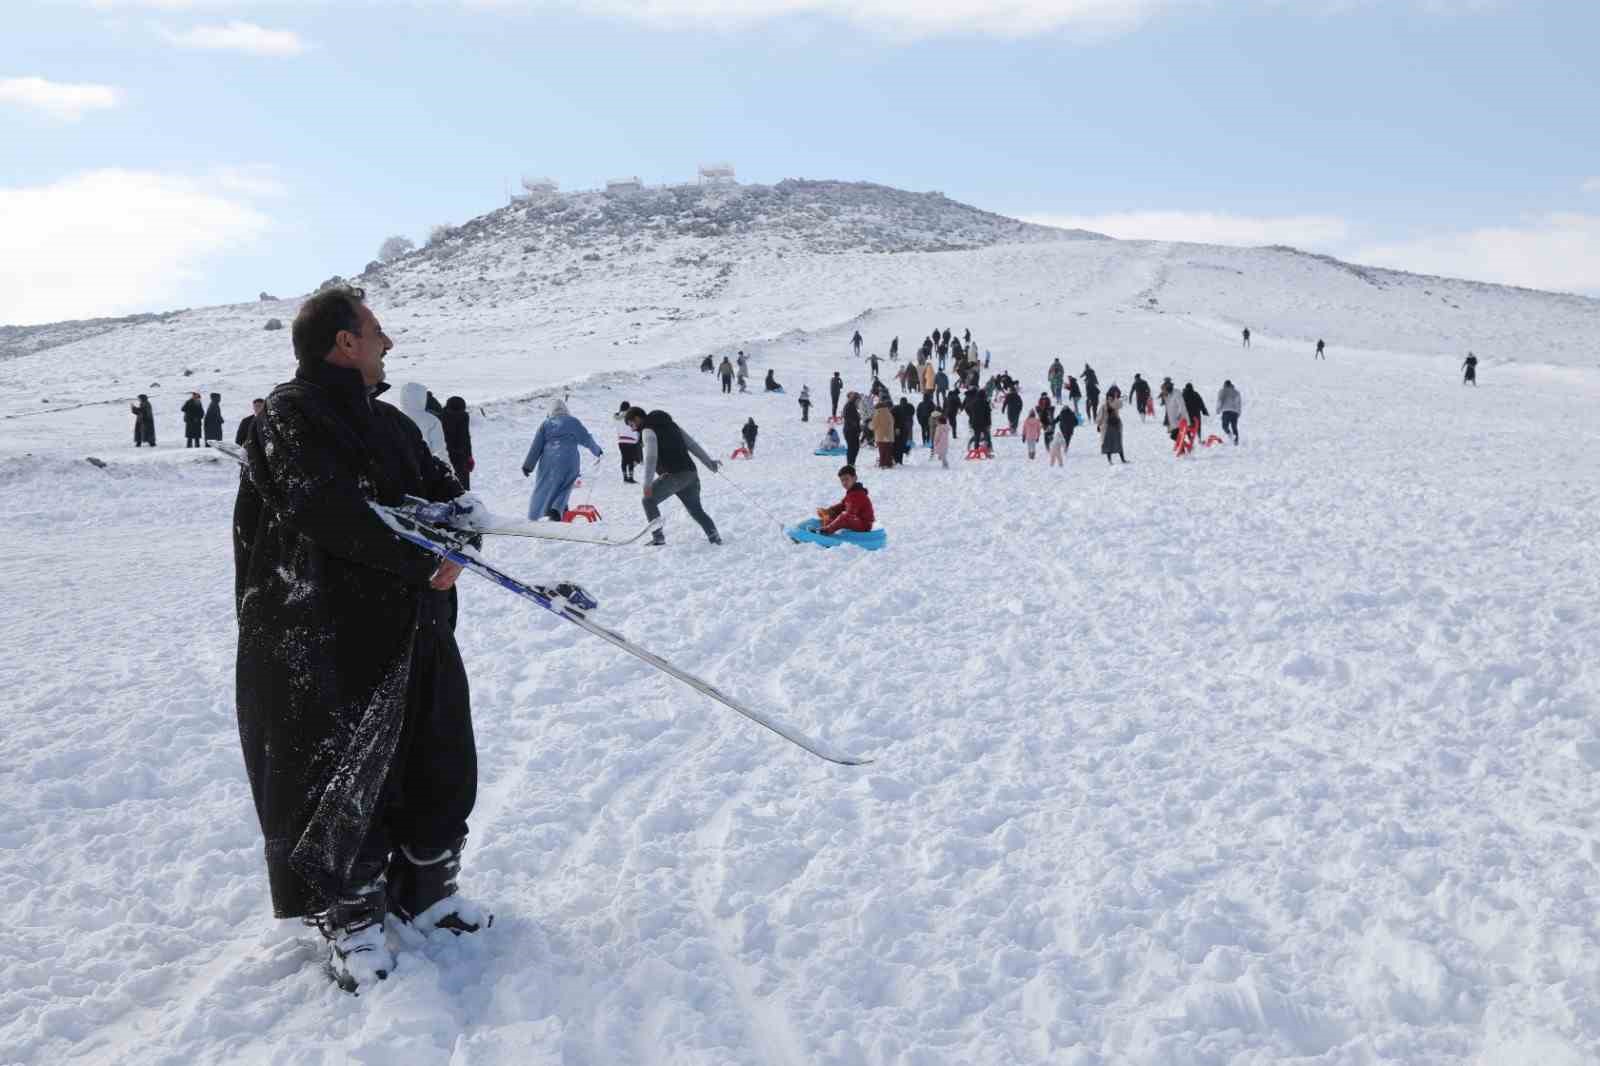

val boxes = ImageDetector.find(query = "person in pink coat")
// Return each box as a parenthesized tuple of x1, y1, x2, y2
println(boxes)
(1021, 410, 1042, 459)
(929, 410, 951, 469)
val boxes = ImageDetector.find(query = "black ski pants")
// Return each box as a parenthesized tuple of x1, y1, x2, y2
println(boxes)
(845, 430, 861, 468)
(643, 469, 718, 541)
(1221, 412, 1239, 442)
(830, 391, 841, 418)
(721, 375, 733, 394)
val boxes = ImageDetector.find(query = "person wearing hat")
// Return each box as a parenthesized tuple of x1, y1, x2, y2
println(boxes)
(181, 391, 205, 447)
(131, 394, 156, 447)
(203, 392, 225, 443)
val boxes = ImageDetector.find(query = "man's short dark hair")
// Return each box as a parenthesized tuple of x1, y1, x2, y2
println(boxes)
(292, 286, 366, 364)
(625, 406, 648, 425)
(837, 465, 856, 478)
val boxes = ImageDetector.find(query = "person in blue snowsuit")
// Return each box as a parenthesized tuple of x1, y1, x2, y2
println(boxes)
(521, 398, 602, 520)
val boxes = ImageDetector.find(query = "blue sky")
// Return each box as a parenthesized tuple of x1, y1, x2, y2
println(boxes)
(3, 0, 1597, 324)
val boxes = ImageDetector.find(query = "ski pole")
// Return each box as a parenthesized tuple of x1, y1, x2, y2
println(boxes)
(715, 467, 788, 531)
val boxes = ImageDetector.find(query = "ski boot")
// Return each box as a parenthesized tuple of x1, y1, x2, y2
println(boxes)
(309, 863, 394, 993)
(387, 837, 492, 935)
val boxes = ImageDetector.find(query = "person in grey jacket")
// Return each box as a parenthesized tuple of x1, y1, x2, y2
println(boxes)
(624, 407, 722, 546)
(1216, 380, 1243, 445)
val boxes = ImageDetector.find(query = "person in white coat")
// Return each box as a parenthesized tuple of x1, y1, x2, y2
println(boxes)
(395, 381, 450, 463)
(1163, 385, 1189, 443)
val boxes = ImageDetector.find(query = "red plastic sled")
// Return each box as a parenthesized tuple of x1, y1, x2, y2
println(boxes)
(562, 504, 601, 523)
(993, 427, 1016, 437)
(1173, 419, 1196, 457)
(965, 446, 993, 461)
(729, 446, 751, 460)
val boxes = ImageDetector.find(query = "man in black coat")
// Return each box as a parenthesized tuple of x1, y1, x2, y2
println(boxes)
(182, 392, 204, 447)
(964, 388, 991, 449)
(828, 372, 843, 419)
(915, 393, 935, 445)
(234, 397, 264, 446)
(203, 392, 224, 442)
(1003, 389, 1024, 433)
(892, 396, 915, 464)
(439, 395, 474, 488)
(233, 286, 486, 993)
(941, 386, 962, 439)
(841, 392, 862, 468)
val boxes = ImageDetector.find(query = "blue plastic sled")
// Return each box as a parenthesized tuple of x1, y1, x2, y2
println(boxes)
(813, 445, 848, 456)
(786, 517, 887, 551)
(766, 386, 786, 394)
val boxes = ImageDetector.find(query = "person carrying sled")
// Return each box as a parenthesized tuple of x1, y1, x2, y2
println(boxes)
(131, 394, 156, 447)
(718, 356, 734, 395)
(624, 406, 723, 546)
(182, 391, 205, 447)
(829, 371, 844, 418)
(1216, 380, 1243, 445)
(741, 417, 759, 455)
(798, 385, 812, 421)
(232, 285, 489, 994)
(1462, 352, 1478, 386)
(1181, 382, 1209, 439)
(204, 392, 225, 444)
(522, 398, 603, 520)
(1163, 380, 1187, 441)
(816, 464, 875, 534)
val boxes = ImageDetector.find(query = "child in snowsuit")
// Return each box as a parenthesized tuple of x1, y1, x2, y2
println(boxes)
(1021, 410, 1042, 459)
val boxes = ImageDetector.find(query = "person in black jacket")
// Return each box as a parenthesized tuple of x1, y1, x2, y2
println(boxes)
(624, 406, 723, 546)
(741, 417, 759, 455)
(916, 393, 935, 445)
(841, 391, 862, 468)
(829, 372, 843, 418)
(1130, 375, 1151, 421)
(234, 398, 264, 446)
(964, 388, 992, 449)
(1082, 366, 1100, 423)
(1003, 389, 1024, 433)
(893, 396, 915, 464)
(942, 386, 962, 440)
(232, 286, 486, 994)
(439, 395, 474, 487)
(181, 392, 204, 447)
(1182, 382, 1209, 438)
(203, 392, 224, 443)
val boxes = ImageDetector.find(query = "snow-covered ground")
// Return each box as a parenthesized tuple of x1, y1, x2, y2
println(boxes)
(3, 204, 1600, 1065)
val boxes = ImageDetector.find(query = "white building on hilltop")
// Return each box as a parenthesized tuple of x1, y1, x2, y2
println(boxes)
(698, 163, 736, 185)
(605, 176, 643, 194)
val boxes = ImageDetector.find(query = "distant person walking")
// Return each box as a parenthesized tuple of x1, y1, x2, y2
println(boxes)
(871, 397, 895, 469)
(614, 399, 641, 484)
(1315, 339, 1326, 360)
(521, 398, 603, 521)
(1130, 374, 1152, 422)
(1242, 327, 1251, 348)
(929, 410, 951, 468)
(829, 372, 844, 418)
(624, 406, 723, 546)
(131, 394, 156, 447)
(842, 392, 863, 468)
(1462, 352, 1478, 386)
(851, 330, 863, 358)
(1181, 382, 1210, 440)
(868, 352, 881, 380)
(1021, 409, 1042, 460)
(719, 356, 734, 395)
(203, 392, 224, 443)
(798, 385, 812, 421)
(1216, 380, 1242, 445)
(741, 417, 759, 456)
(181, 391, 204, 447)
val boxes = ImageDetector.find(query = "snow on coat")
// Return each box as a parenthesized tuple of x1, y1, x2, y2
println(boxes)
(395, 382, 450, 462)
(522, 400, 603, 519)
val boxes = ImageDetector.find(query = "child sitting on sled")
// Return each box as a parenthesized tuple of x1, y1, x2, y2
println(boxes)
(816, 465, 875, 534)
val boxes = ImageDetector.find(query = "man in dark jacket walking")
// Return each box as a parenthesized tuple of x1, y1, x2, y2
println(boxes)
(828, 372, 843, 419)
(132, 394, 156, 446)
(841, 391, 862, 468)
(182, 392, 204, 447)
(624, 406, 723, 546)
(893, 396, 916, 464)
(964, 388, 991, 449)
(233, 286, 488, 994)
(203, 393, 225, 443)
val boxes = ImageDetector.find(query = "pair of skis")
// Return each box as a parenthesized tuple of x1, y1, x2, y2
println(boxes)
(214, 443, 870, 766)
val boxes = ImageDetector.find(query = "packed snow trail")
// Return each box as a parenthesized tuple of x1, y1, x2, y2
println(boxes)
(2, 302, 1599, 1065)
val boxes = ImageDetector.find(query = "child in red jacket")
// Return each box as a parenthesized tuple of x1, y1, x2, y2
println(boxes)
(817, 465, 875, 534)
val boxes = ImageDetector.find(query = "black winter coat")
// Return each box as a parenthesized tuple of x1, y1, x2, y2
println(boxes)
(964, 392, 991, 430)
(234, 414, 255, 446)
(182, 398, 204, 434)
(204, 399, 224, 440)
(842, 402, 861, 441)
(232, 361, 465, 918)
(439, 399, 473, 468)
(1183, 387, 1209, 419)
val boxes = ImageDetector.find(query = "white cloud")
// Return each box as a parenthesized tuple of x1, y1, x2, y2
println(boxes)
(214, 164, 290, 198)
(0, 76, 123, 122)
(0, 169, 273, 325)
(1353, 214, 1600, 296)
(1024, 209, 1352, 249)
(159, 21, 309, 55)
(563, 0, 1167, 36)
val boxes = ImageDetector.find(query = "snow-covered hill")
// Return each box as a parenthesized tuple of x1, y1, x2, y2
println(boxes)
(2, 180, 1599, 1066)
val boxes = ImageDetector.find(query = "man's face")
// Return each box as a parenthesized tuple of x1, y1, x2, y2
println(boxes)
(252, 400, 265, 416)
(333, 302, 392, 386)
(839, 473, 856, 491)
